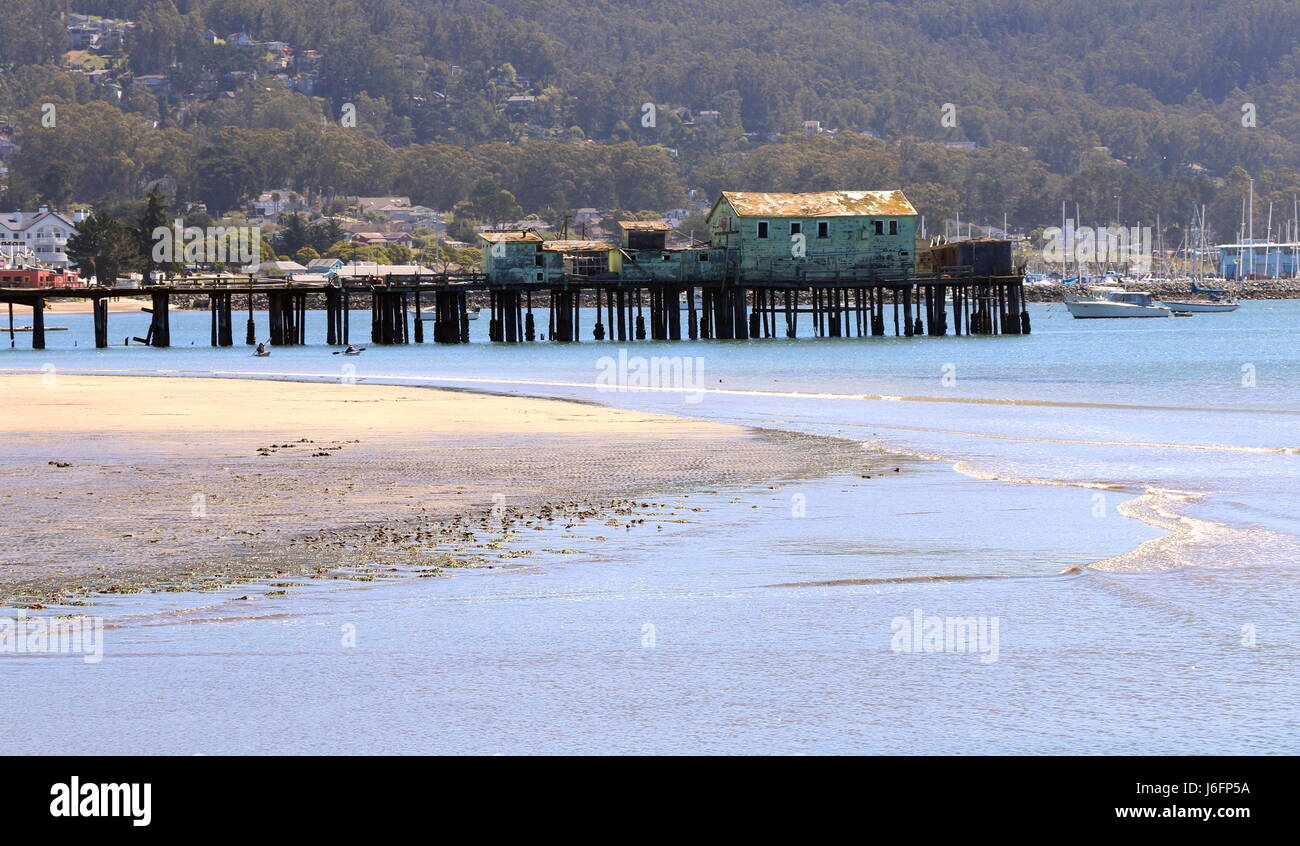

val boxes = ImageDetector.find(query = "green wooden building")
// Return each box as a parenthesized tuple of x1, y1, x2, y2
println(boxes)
(704, 190, 918, 281)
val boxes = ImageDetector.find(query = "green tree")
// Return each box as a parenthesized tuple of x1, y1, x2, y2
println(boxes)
(137, 186, 181, 281)
(273, 212, 312, 256)
(67, 213, 139, 287)
(471, 189, 523, 224)
(308, 217, 346, 252)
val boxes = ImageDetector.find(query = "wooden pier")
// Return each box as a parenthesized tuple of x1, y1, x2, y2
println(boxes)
(0, 270, 1029, 350)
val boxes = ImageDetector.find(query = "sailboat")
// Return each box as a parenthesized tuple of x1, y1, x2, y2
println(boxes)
(1159, 207, 1240, 313)
(1160, 287, 1239, 313)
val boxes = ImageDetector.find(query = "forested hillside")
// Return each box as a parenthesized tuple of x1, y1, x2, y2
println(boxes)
(3, 0, 1300, 239)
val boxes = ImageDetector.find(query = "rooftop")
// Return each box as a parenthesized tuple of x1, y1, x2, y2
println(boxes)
(720, 190, 917, 218)
(541, 240, 611, 252)
(479, 230, 544, 243)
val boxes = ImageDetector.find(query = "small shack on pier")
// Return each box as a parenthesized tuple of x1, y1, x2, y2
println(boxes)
(613, 220, 726, 283)
(480, 229, 544, 283)
(480, 230, 621, 284)
(616, 220, 671, 251)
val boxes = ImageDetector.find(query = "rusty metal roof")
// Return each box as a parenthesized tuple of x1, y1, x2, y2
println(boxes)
(616, 220, 671, 231)
(721, 190, 916, 217)
(540, 240, 612, 252)
(478, 230, 543, 243)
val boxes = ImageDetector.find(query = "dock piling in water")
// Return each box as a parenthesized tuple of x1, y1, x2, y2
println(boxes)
(0, 269, 1029, 353)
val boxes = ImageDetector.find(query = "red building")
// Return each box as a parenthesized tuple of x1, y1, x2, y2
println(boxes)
(0, 268, 83, 288)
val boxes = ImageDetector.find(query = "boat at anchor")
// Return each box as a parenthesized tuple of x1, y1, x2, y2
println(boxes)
(1064, 287, 1171, 318)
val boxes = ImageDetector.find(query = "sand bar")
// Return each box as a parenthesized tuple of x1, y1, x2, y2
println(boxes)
(0, 374, 869, 603)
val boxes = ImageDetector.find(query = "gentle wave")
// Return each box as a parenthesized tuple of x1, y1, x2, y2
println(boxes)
(5, 365, 1300, 417)
(9, 365, 1295, 576)
(766, 570, 1087, 588)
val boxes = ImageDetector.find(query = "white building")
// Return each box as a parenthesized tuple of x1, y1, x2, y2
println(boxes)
(251, 190, 309, 219)
(0, 208, 84, 268)
(332, 262, 435, 279)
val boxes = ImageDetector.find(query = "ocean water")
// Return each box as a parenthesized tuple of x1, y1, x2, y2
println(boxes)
(2, 300, 1298, 754)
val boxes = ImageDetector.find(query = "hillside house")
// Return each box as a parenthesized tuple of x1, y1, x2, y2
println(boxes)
(304, 258, 344, 277)
(0, 209, 83, 268)
(133, 75, 170, 96)
(251, 190, 309, 218)
(504, 95, 536, 116)
(356, 197, 411, 216)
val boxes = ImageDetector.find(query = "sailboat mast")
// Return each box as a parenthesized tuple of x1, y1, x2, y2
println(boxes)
(1266, 201, 1274, 279)
(1248, 178, 1255, 279)
(1075, 202, 1082, 281)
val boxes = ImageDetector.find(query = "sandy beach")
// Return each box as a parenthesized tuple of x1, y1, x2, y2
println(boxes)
(0, 374, 869, 605)
(4, 297, 153, 316)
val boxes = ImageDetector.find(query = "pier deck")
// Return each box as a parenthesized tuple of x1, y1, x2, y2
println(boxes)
(0, 269, 1028, 349)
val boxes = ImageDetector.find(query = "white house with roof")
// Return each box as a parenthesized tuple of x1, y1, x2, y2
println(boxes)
(251, 190, 309, 218)
(356, 196, 411, 216)
(304, 257, 344, 277)
(243, 259, 308, 277)
(0, 209, 84, 268)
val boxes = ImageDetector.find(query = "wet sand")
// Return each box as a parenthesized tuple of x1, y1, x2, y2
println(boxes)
(0, 374, 872, 605)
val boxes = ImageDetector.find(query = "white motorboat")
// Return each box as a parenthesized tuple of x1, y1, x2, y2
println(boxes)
(1064, 287, 1171, 318)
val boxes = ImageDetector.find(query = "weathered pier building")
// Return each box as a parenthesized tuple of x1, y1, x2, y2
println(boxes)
(1, 190, 1028, 349)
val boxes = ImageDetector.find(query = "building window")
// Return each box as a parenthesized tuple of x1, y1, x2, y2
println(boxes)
(698, 253, 710, 262)
(817, 220, 830, 239)
(535, 254, 544, 267)
(756, 220, 769, 239)
(789, 221, 802, 236)
(873, 220, 884, 235)
(889, 220, 898, 235)
(536, 271, 544, 281)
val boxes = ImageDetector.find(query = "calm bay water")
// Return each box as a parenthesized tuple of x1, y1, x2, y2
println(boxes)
(2, 300, 1297, 754)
